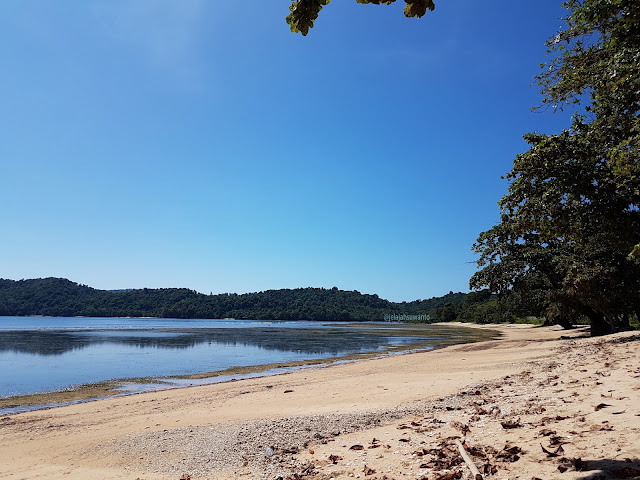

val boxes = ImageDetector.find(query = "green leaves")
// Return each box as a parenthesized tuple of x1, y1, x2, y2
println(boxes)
(287, 0, 434, 35)
(404, 0, 435, 18)
(473, 0, 640, 335)
(355, 0, 435, 18)
(286, 0, 331, 36)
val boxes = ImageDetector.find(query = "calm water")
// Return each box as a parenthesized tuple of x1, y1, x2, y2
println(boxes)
(0, 317, 486, 401)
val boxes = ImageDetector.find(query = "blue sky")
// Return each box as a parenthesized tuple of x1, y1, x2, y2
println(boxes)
(1, 1, 574, 302)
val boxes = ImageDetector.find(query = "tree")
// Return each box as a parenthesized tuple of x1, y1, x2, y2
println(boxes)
(286, 0, 435, 36)
(471, 0, 640, 336)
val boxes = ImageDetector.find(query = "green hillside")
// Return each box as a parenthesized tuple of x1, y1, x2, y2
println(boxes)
(0, 277, 502, 322)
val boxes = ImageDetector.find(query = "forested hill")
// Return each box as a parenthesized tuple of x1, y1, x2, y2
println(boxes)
(0, 277, 484, 322)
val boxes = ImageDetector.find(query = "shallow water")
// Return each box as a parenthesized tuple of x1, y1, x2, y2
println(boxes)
(0, 317, 491, 400)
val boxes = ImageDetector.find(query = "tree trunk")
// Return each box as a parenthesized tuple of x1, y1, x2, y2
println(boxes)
(587, 309, 613, 336)
(587, 309, 632, 336)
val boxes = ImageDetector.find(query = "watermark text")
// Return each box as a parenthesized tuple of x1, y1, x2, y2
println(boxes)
(384, 313, 430, 322)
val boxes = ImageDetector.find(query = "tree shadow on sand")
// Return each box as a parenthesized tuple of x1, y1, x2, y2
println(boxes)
(558, 457, 640, 479)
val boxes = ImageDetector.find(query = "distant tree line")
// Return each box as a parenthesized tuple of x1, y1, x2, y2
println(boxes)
(0, 277, 530, 324)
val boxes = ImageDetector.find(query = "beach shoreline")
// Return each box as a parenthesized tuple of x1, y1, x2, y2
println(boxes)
(1, 323, 639, 479)
(0, 322, 498, 413)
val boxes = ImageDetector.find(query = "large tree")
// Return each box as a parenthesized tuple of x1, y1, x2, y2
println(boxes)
(286, 0, 435, 35)
(471, 0, 640, 336)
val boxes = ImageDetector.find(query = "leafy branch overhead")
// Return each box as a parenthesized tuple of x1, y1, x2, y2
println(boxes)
(287, 0, 435, 35)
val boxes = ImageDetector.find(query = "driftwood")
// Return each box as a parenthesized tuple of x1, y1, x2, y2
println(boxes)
(455, 440, 483, 480)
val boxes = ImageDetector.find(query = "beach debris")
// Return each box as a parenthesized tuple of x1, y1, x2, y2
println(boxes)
(539, 429, 556, 436)
(455, 440, 483, 480)
(500, 418, 522, 429)
(451, 421, 471, 435)
(349, 444, 364, 450)
(474, 406, 491, 415)
(284, 462, 316, 479)
(179, 475, 191, 480)
(574, 457, 587, 471)
(540, 443, 565, 457)
(548, 435, 568, 446)
(590, 423, 615, 431)
(266, 447, 274, 456)
(328, 454, 342, 464)
(595, 403, 611, 411)
(496, 444, 522, 462)
(537, 415, 568, 426)
(363, 465, 376, 475)
(284, 389, 294, 393)
(368, 438, 381, 449)
(413, 448, 429, 457)
(278, 446, 299, 454)
(432, 471, 462, 480)
(482, 463, 498, 475)
(398, 437, 411, 443)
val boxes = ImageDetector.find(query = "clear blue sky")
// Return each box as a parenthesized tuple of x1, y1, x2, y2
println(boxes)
(1, 1, 574, 302)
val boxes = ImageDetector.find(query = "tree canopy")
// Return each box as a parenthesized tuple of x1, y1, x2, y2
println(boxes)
(0, 277, 473, 322)
(471, 0, 640, 335)
(286, 0, 435, 35)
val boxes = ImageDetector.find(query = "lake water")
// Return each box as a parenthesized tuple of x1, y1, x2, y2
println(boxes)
(0, 317, 490, 404)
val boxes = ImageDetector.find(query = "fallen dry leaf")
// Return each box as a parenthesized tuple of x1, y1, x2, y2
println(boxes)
(590, 424, 615, 431)
(501, 418, 522, 429)
(433, 471, 462, 480)
(502, 445, 522, 455)
(595, 403, 611, 411)
(363, 465, 376, 476)
(349, 444, 364, 450)
(549, 436, 568, 446)
(451, 421, 471, 435)
(574, 457, 587, 471)
(483, 464, 498, 475)
(541, 444, 565, 457)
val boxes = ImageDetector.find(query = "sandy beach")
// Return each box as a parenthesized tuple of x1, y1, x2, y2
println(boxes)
(1, 323, 639, 480)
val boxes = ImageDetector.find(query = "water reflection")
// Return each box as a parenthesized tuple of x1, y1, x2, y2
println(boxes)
(0, 327, 432, 357)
